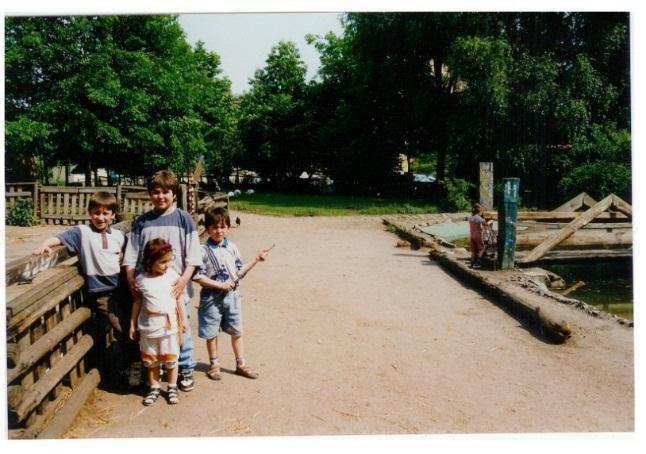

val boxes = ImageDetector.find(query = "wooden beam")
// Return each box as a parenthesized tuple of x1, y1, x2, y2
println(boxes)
(8, 307, 91, 383)
(6, 262, 80, 320)
(7, 275, 85, 338)
(11, 334, 93, 423)
(516, 227, 632, 249)
(5, 246, 72, 287)
(35, 369, 100, 439)
(611, 194, 632, 217)
(518, 195, 613, 264)
(552, 192, 597, 212)
(483, 210, 628, 222)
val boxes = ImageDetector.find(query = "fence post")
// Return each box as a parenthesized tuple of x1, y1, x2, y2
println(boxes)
(115, 184, 122, 215)
(479, 162, 494, 211)
(498, 178, 520, 270)
(33, 182, 40, 219)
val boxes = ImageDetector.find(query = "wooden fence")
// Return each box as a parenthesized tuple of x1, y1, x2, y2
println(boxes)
(6, 256, 99, 439)
(5, 182, 204, 224)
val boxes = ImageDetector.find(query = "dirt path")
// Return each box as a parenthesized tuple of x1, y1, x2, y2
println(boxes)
(5, 214, 634, 436)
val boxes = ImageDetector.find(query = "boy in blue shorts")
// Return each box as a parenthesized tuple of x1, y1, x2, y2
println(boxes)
(193, 207, 270, 381)
(123, 170, 202, 391)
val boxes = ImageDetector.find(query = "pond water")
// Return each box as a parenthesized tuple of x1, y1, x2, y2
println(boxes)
(543, 260, 634, 320)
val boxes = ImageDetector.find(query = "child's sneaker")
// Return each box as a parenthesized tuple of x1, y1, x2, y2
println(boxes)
(178, 370, 195, 392)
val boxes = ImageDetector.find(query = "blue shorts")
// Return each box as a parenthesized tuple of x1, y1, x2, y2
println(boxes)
(198, 290, 242, 339)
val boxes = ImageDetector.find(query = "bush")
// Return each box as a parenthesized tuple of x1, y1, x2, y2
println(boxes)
(440, 178, 472, 212)
(6, 198, 39, 226)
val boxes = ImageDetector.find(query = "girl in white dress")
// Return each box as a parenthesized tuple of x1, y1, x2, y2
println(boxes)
(129, 238, 185, 405)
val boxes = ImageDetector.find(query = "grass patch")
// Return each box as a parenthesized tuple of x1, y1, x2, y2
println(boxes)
(229, 192, 439, 216)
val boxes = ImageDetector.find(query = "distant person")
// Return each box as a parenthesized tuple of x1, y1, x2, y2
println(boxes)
(32, 191, 132, 378)
(468, 203, 492, 269)
(129, 238, 186, 406)
(123, 170, 202, 392)
(193, 207, 271, 381)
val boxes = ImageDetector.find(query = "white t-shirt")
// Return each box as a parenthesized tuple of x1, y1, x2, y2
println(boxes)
(136, 268, 180, 338)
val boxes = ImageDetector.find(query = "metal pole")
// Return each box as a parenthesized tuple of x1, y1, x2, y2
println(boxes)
(498, 178, 520, 270)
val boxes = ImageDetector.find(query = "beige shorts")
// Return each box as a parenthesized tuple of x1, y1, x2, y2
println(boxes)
(139, 333, 179, 369)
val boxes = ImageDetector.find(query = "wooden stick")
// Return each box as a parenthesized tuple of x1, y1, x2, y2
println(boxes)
(517, 195, 614, 264)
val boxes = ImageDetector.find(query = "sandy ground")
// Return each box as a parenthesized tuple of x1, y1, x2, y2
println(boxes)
(3, 214, 634, 437)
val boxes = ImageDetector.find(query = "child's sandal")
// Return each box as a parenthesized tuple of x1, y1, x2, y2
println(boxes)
(167, 385, 179, 405)
(143, 386, 161, 406)
(207, 363, 221, 380)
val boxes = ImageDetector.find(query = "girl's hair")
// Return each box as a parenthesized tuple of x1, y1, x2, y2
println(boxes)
(142, 238, 173, 273)
(88, 191, 119, 214)
(472, 203, 483, 215)
(204, 207, 231, 229)
(147, 170, 179, 195)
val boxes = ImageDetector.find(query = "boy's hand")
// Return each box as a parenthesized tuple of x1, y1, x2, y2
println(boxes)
(257, 250, 269, 262)
(172, 276, 188, 299)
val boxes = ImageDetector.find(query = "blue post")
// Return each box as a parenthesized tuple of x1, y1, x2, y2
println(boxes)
(498, 178, 520, 270)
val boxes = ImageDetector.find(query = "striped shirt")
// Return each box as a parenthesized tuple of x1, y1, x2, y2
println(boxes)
(194, 238, 244, 303)
(123, 205, 202, 301)
(57, 224, 126, 293)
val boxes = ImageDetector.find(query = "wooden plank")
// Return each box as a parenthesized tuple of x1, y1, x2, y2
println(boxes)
(6, 262, 79, 319)
(47, 192, 54, 216)
(5, 246, 72, 287)
(13, 387, 72, 439)
(60, 300, 80, 388)
(63, 193, 69, 216)
(516, 249, 632, 264)
(8, 308, 91, 383)
(518, 195, 614, 264)
(8, 275, 85, 338)
(11, 334, 94, 423)
(483, 210, 628, 222)
(516, 227, 632, 249)
(552, 192, 597, 212)
(44, 309, 62, 401)
(35, 368, 100, 439)
(611, 194, 632, 217)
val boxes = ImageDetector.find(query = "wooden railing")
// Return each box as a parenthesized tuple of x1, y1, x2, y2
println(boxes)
(5, 182, 39, 217)
(6, 256, 98, 439)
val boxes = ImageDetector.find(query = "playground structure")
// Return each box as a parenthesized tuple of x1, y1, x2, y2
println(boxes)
(485, 192, 632, 265)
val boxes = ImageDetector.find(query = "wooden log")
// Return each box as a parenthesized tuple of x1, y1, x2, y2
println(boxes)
(11, 334, 93, 423)
(552, 192, 597, 212)
(12, 387, 72, 439)
(483, 210, 628, 222)
(5, 245, 72, 287)
(8, 308, 91, 384)
(611, 194, 632, 217)
(8, 275, 85, 338)
(35, 368, 101, 439)
(6, 261, 79, 319)
(382, 218, 571, 343)
(7, 342, 20, 368)
(516, 227, 632, 249)
(517, 195, 614, 264)
(516, 249, 632, 264)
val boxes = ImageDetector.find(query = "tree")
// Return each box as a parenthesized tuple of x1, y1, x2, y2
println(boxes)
(5, 15, 237, 183)
(237, 41, 311, 184)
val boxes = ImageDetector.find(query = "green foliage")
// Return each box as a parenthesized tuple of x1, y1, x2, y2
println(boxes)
(229, 192, 439, 216)
(6, 198, 39, 226)
(558, 123, 631, 200)
(440, 178, 472, 212)
(5, 15, 237, 182)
